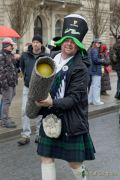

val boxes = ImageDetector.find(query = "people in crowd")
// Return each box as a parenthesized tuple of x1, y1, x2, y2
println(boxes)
(88, 38, 109, 105)
(35, 14, 95, 180)
(49, 36, 61, 57)
(109, 36, 120, 100)
(100, 44, 111, 95)
(0, 95, 2, 123)
(0, 38, 20, 128)
(17, 35, 49, 146)
(87, 41, 94, 91)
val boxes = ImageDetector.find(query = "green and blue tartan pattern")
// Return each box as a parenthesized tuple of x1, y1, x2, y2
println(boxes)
(37, 130, 95, 162)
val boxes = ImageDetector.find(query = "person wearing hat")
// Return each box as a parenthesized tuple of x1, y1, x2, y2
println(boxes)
(88, 38, 109, 105)
(17, 35, 49, 145)
(0, 38, 19, 128)
(35, 14, 95, 180)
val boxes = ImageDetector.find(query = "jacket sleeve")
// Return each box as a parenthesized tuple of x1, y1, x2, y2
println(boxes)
(103, 54, 110, 66)
(20, 53, 25, 74)
(91, 48, 106, 65)
(0, 54, 4, 89)
(109, 47, 117, 64)
(52, 67, 88, 110)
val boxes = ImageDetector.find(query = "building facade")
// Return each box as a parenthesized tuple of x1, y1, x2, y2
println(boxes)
(0, 0, 110, 50)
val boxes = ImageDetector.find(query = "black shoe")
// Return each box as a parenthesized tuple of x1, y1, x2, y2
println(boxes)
(115, 92, 120, 100)
(18, 137, 30, 146)
(8, 117, 16, 124)
(101, 91, 109, 96)
(35, 136, 39, 144)
(1, 121, 17, 128)
(101, 91, 107, 95)
(115, 96, 120, 100)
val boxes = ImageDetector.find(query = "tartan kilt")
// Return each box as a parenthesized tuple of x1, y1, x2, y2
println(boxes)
(37, 126, 95, 162)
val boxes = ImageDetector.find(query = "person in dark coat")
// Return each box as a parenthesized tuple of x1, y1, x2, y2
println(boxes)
(35, 14, 95, 180)
(17, 35, 49, 146)
(87, 41, 94, 91)
(100, 44, 111, 95)
(110, 37, 120, 99)
(0, 38, 20, 128)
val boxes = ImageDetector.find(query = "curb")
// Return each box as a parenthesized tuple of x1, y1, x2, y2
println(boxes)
(0, 103, 120, 140)
(0, 125, 36, 141)
(89, 103, 120, 119)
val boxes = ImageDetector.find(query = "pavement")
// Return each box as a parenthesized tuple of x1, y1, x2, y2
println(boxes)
(0, 72, 120, 140)
(1, 113, 120, 180)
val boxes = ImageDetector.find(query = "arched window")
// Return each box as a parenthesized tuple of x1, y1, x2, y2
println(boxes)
(55, 19, 62, 37)
(34, 16, 42, 36)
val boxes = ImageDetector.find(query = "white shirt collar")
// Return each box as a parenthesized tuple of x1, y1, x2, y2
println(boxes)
(54, 53, 73, 73)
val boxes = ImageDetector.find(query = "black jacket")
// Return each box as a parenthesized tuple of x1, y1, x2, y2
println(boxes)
(0, 50, 18, 91)
(20, 45, 49, 87)
(39, 51, 90, 136)
(109, 40, 120, 72)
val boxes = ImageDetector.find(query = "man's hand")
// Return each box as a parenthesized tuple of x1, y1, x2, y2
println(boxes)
(35, 94, 53, 107)
(14, 54, 20, 60)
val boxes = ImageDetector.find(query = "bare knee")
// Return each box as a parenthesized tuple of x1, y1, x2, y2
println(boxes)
(69, 162, 81, 169)
(40, 156, 54, 164)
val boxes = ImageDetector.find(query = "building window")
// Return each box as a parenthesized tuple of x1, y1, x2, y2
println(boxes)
(55, 19, 62, 37)
(34, 16, 42, 36)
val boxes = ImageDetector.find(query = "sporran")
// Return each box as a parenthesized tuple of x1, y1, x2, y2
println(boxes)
(43, 114, 62, 138)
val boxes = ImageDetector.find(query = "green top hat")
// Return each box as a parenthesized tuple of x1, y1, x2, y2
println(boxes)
(55, 14, 88, 49)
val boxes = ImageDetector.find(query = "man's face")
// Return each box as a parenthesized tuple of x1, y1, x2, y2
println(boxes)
(61, 39, 78, 56)
(32, 40, 42, 52)
(4, 44, 14, 52)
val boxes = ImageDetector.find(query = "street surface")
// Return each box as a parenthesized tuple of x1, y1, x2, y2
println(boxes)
(0, 112, 120, 180)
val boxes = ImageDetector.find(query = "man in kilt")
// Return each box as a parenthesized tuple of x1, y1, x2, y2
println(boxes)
(35, 14, 95, 180)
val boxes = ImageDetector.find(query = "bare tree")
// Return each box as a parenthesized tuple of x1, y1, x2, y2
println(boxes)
(110, 0, 120, 41)
(3, 0, 37, 48)
(87, 0, 109, 38)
